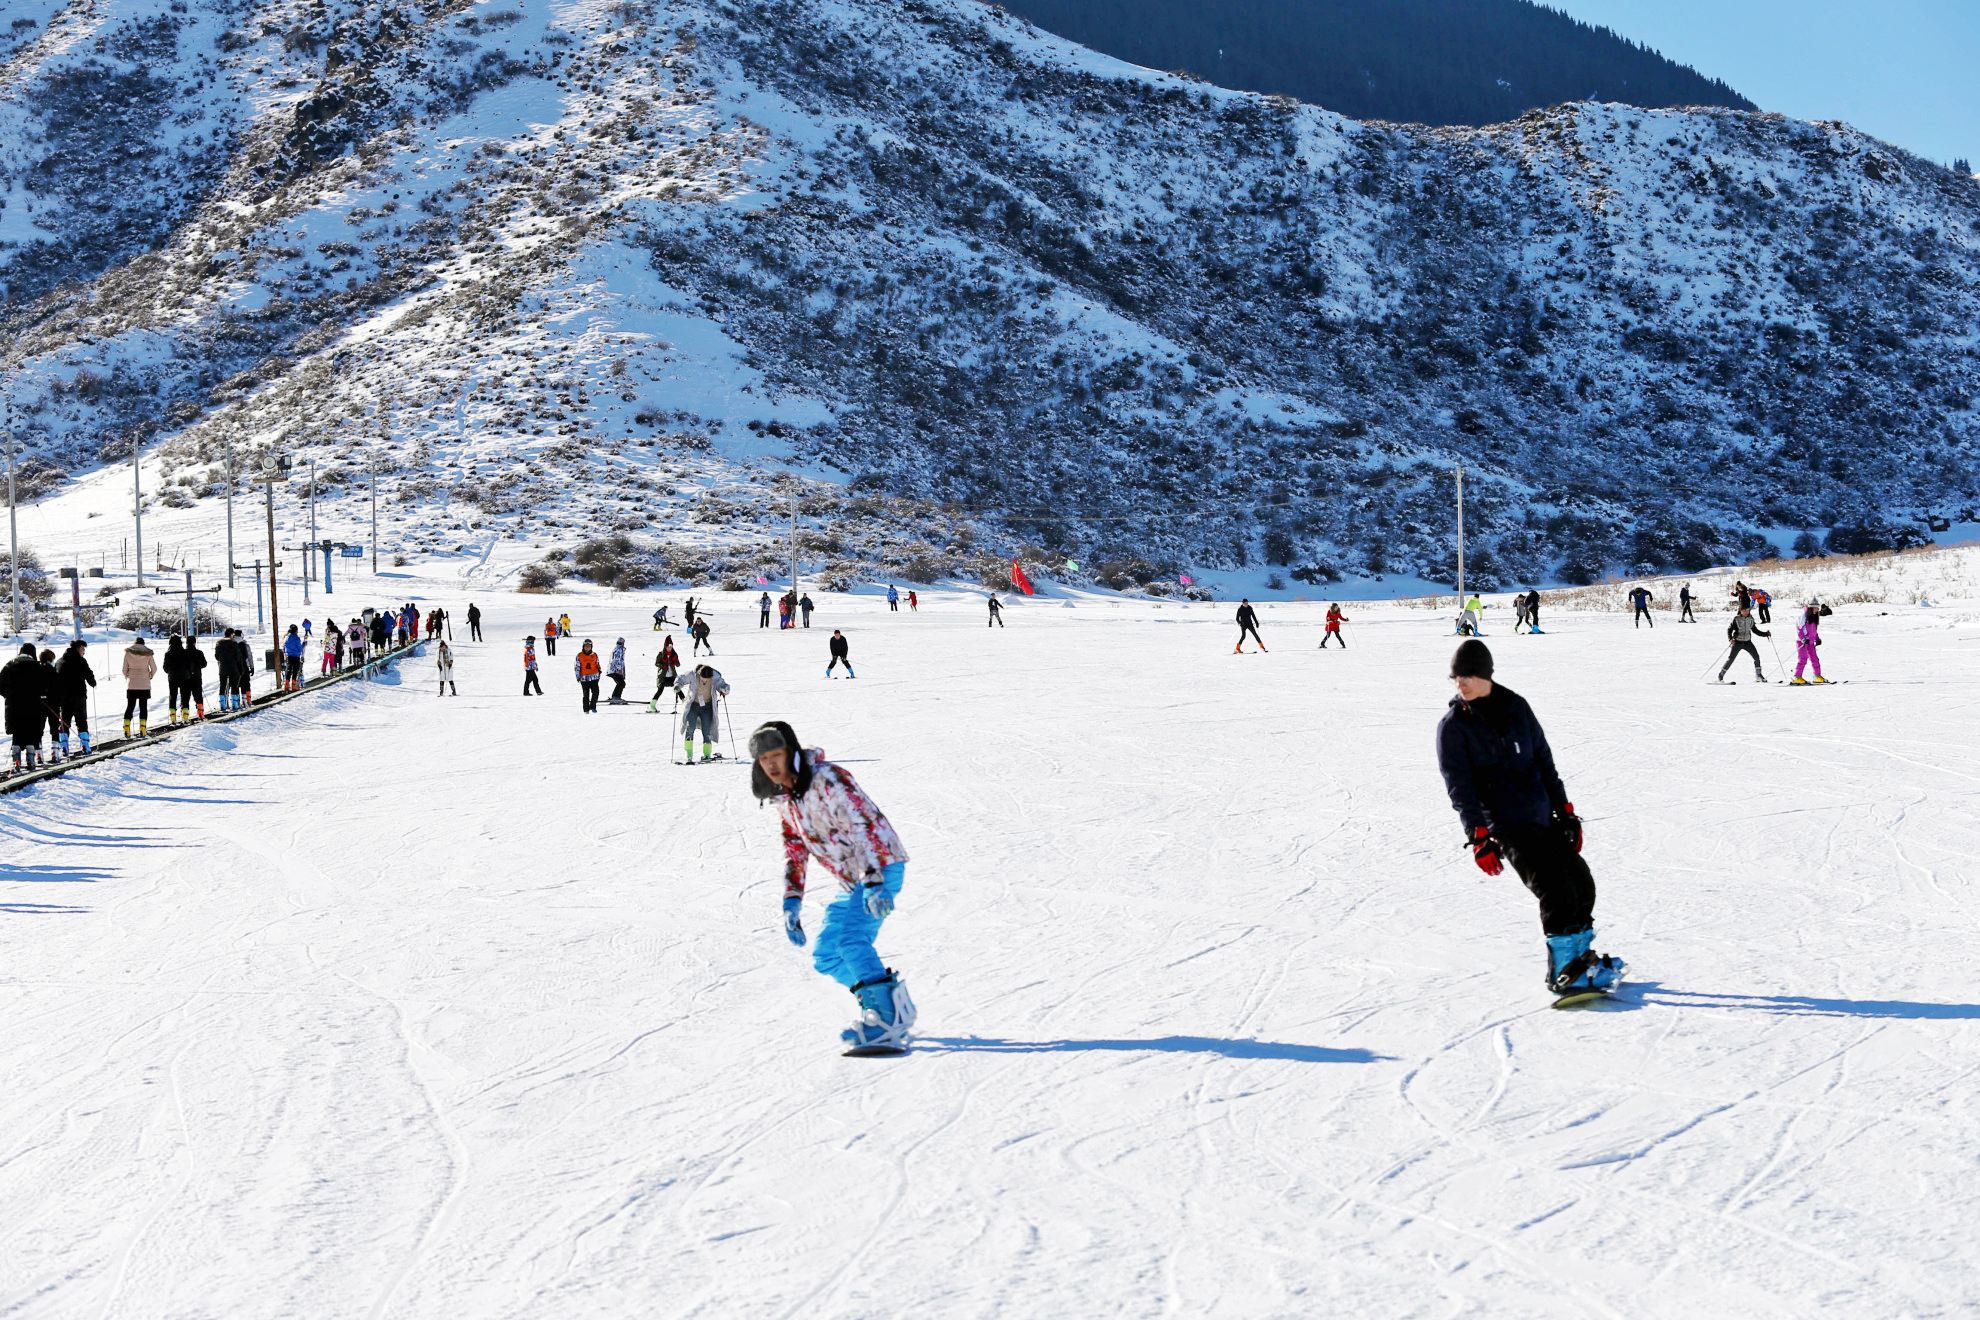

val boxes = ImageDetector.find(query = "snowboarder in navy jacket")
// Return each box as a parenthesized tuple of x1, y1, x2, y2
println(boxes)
(1436, 639, 1624, 997)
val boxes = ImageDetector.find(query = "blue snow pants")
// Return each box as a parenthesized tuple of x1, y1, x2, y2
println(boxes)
(812, 861, 906, 988)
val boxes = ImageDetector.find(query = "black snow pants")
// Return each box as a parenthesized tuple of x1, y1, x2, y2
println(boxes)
(1634, 605, 1653, 628)
(1237, 624, 1264, 649)
(1680, 601, 1695, 622)
(1497, 823, 1596, 937)
(1720, 640, 1763, 680)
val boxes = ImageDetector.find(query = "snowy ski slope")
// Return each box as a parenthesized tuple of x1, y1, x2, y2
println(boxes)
(3, 579, 1977, 1316)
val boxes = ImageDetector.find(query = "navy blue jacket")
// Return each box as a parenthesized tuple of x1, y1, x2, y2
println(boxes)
(1435, 685, 1568, 836)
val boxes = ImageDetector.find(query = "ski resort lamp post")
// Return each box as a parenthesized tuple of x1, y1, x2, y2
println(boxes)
(224, 432, 236, 590)
(5, 405, 19, 638)
(1454, 463, 1466, 602)
(133, 427, 145, 589)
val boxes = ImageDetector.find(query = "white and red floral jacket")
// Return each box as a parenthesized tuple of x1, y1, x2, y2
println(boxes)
(778, 749, 908, 897)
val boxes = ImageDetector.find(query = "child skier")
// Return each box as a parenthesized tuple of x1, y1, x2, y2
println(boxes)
(522, 637, 542, 696)
(1436, 640, 1624, 998)
(1792, 604, 1828, 685)
(1321, 604, 1347, 648)
(574, 639, 602, 713)
(607, 639, 628, 704)
(749, 720, 916, 1052)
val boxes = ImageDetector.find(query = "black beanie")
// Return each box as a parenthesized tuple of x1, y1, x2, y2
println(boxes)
(1450, 639, 1494, 680)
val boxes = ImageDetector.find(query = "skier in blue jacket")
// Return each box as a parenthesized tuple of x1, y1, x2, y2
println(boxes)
(1436, 639, 1624, 997)
(281, 625, 306, 691)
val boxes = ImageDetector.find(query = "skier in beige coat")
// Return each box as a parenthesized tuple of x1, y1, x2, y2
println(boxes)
(121, 638, 158, 738)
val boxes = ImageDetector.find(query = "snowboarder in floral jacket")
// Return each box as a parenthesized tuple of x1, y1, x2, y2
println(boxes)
(751, 720, 916, 1050)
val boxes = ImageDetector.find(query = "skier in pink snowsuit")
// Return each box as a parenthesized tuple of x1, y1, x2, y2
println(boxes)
(1793, 605, 1823, 682)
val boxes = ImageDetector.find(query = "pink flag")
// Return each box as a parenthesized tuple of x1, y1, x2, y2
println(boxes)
(1179, 574, 1193, 586)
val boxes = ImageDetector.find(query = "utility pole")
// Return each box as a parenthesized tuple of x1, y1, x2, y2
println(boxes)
(303, 459, 315, 606)
(370, 463, 378, 575)
(264, 460, 281, 649)
(224, 431, 236, 589)
(5, 403, 18, 638)
(789, 502, 798, 618)
(1454, 463, 1466, 602)
(133, 427, 145, 588)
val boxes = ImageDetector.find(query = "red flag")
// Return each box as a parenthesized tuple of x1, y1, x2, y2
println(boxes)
(1010, 558, 1035, 596)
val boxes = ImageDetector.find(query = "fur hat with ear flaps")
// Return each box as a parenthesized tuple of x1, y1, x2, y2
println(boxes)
(748, 720, 813, 802)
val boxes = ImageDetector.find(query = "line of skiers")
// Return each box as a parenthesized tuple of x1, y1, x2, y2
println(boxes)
(2, 640, 95, 770)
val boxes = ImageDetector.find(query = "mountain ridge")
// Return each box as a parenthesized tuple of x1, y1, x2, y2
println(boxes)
(990, 0, 1755, 128)
(1, 0, 1976, 593)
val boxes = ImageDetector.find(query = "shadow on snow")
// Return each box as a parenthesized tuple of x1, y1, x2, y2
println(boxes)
(1632, 982, 1980, 1020)
(916, 1034, 1390, 1063)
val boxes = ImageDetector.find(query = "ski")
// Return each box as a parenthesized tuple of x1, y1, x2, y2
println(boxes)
(842, 1044, 910, 1058)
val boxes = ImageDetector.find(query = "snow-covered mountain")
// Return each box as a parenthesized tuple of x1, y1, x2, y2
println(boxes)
(2, 0, 1977, 592)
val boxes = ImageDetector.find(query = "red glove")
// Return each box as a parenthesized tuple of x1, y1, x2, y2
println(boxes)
(1558, 802, 1584, 854)
(1469, 826, 1502, 876)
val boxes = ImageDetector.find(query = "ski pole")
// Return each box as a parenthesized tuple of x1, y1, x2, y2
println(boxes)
(1764, 631, 1787, 679)
(670, 701, 680, 765)
(722, 693, 738, 755)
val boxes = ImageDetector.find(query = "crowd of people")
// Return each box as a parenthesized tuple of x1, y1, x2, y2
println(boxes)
(0, 599, 437, 773)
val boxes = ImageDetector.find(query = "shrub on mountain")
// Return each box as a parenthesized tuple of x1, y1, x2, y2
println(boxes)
(1824, 519, 1931, 556)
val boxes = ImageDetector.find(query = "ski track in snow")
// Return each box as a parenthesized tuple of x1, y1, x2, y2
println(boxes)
(1, 584, 1977, 1316)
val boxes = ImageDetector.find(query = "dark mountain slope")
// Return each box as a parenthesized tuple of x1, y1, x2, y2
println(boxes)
(993, 0, 1754, 125)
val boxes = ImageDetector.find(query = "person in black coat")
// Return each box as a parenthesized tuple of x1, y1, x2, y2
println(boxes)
(55, 639, 96, 754)
(467, 602, 483, 642)
(825, 629, 855, 679)
(162, 634, 190, 723)
(183, 636, 209, 718)
(1234, 599, 1266, 653)
(2, 642, 48, 771)
(1435, 639, 1624, 996)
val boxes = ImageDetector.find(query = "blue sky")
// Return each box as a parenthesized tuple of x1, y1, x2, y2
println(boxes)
(1540, 0, 1978, 165)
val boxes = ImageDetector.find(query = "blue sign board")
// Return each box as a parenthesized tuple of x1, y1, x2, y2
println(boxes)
(340, 545, 364, 557)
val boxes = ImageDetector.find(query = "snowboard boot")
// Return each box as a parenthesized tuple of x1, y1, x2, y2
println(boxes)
(1546, 928, 1625, 994)
(1544, 929, 1594, 994)
(843, 971, 916, 1050)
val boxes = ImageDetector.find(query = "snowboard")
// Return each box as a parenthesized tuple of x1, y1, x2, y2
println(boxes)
(842, 1043, 910, 1058)
(1551, 988, 1617, 1009)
